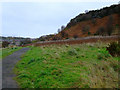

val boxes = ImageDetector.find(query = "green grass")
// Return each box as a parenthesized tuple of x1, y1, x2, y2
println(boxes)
(14, 42, 119, 88)
(0, 47, 22, 59)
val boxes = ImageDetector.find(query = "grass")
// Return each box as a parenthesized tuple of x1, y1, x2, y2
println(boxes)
(14, 42, 119, 88)
(0, 47, 22, 59)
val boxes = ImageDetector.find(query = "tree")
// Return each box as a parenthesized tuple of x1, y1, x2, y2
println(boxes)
(58, 28, 61, 33)
(61, 25, 65, 31)
(2, 41, 10, 48)
(85, 10, 89, 13)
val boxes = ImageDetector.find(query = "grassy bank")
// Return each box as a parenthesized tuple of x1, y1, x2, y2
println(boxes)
(14, 42, 119, 88)
(0, 47, 22, 59)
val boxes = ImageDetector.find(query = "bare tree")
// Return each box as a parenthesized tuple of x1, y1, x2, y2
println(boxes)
(85, 10, 89, 13)
(58, 28, 61, 33)
(61, 25, 65, 31)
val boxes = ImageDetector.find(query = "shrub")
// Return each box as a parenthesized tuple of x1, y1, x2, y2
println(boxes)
(20, 39, 32, 45)
(68, 49, 77, 56)
(97, 53, 105, 60)
(73, 35, 78, 39)
(61, 31, 68, 38)
(14, 47, 17, 49)
(97, 48, 111, 60)
(91, 19, 96, 25)
(40, 39, 45, 41)
(115, 24, 119, 29)
(88, 32, 91, 35)
(97, 53, 111, 60)
(2, 41, 10, 48)
(75, 47, 80, 51)
(52, 36, 61, 40)
(82, 25, 90, 34)
(106, 42, 120, 57)
(66, 37, 69, 39)
(96, 27, 105, 35)
(94, 33, 97, 36)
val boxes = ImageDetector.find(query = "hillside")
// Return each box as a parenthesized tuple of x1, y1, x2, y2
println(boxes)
(57, 14, 120, 38)
(55, 4, 120, 39)
(66, 4, 120, 28)
(38, 4, 120, 41)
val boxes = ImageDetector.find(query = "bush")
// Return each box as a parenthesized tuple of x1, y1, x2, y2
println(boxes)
(91, 19, 96, 25)
(52, 36, 61, 40)
(82, 25, 90, 34)
(2, 41, 10, 48)
(88, 32, 91, 35)
(96, 27, 105, 35)
(106, 42, 120, 57)
(97, 53, 105, 60)
(20, 39, 32, 45)
(40, 39, 45, 41)
(68, 49, 77, 56)
(97, 52, 111, 60)
(94, 33, 97, 36)
(61, 31, 68, 38)
(66, 37, 69, 39)
(73, 35, 78, 39)
(97, 48, 111, 60)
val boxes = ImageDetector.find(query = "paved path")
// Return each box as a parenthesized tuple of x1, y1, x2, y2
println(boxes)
(2, 48, 29, 89)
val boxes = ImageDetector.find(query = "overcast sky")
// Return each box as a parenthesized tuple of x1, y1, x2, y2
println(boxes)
(1, 1, 119, 38)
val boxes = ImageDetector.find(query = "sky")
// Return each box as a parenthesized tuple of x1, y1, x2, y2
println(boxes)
(1, 1, 119, 38)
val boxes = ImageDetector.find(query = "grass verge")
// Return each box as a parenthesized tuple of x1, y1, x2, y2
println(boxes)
(0, 47, 22, 59)
(14, 42, 119, 88)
